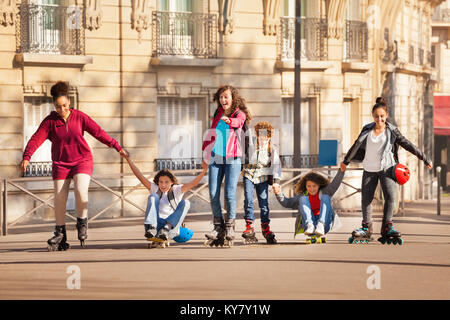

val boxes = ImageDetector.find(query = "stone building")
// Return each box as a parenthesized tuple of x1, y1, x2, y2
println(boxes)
(0, 0, 443, 225)
(432, 0, 450, 191)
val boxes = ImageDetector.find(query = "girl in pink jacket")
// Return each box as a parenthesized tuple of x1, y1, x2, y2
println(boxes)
(202, 85, 252, 247)
(21, 81, 128, 251)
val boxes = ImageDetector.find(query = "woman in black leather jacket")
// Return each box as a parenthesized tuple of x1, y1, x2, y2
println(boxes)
(340, 97, 432, 244)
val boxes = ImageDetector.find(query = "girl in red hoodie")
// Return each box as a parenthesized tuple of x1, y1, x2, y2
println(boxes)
(21, 82, 128, 251)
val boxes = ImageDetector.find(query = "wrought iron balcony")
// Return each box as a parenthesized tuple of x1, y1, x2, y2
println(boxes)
(278, 17, 328, 61)
(155, 158, 203, 171)
(280, 155, 318, 168)
(16, 3, 85, 55)
(152, 11, 217, 59)
(345, 20, 368, 61)
(23, 161, 53, 177)
(432, 8, 450, 22)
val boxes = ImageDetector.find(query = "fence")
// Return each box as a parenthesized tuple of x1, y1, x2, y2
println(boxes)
(1, 167, 392, 236)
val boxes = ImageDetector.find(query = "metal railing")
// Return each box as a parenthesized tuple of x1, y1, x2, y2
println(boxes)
(432, 7, 450, 22)
(16, 3, 85, 55)
(23, 161, 53, 177)
(152, 11, 218, 58)
(278, 17, 328, 61)
(0, 167, 391, 236)
(155, 158, 203, 171)
(345, 20, 368, 61)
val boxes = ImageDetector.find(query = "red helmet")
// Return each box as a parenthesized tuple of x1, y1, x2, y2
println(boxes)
(392, 163, 410, 185)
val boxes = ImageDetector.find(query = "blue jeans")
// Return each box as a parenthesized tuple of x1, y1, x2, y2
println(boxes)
(243, 177, 270, 224)
(299, 194, 334, 234)
(208, 154, 242, 220)
(144, 194, 190, 238)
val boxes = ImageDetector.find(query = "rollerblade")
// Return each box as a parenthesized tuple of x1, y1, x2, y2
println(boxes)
(261, 222, 277, 244)
(378, 221, 403, 245)
(76, 217, 88, 248)
(204, 218, 225, 247)
(242, 219, 258, 244)
(348, 221, 373, 244)
(224, 219, 235, 247)
(47, 225, 70, 251)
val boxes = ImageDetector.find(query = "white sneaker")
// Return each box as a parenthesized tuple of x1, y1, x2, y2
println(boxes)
(305, 223, 315, 235)
(315, 222, 325, 236)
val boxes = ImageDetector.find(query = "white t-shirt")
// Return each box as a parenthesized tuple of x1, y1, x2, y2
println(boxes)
(150, 183, 184, 219)
(363, 130, 387, 172)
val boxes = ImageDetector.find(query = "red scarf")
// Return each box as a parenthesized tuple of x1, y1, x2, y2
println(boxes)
(308, 193, 321, 216)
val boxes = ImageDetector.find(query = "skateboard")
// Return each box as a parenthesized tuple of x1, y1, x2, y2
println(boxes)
(147, 237, 170, 248)
(305, 235, 326, 244)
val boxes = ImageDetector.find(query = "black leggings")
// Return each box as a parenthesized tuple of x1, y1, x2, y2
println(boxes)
(361, 170, 397, 223)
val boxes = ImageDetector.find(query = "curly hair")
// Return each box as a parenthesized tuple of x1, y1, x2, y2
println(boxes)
(213, 85, 252, 124)
(153, 169, 178, 186)
(294, 171, 330, 195)
(254, 121, 274, 150)
(50, 81, 69, 102)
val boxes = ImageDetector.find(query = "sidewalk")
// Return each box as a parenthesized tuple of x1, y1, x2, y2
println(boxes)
(0, 196, 449, 300)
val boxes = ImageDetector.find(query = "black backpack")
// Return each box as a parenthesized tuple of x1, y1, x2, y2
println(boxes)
(156, 189, 178, 211)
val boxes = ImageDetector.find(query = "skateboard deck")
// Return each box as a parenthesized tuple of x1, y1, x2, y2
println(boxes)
(305, 235, 326, 244)
(146, 237, 170, 248)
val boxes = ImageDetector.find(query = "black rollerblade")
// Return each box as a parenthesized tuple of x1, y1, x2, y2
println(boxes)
(204, 218, 225, 247)
(348, 221, 373, 244)
(47, 225, 70, 251)
(76, 217, 88, 248)
(242, 219, 258, 244)
(261, 222, 277, 244)
(224, 218, 235, 247)
(378, 221, 403, 245)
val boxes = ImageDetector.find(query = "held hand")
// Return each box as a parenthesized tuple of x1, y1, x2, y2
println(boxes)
(340, 162, 347, 172)
(201, 160, 208, 172)
(272, 183, 281, 195)
(119, 149, 129, 158)
(21, 160, 30, 172)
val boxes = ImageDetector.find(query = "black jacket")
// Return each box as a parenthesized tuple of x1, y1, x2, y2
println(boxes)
(343, 121, 431, 168)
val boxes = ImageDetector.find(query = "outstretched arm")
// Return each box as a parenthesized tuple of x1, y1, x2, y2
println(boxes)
(121, 152, 152, 190)
(273, 184, 300, 209)
(181, 161, 208, 194)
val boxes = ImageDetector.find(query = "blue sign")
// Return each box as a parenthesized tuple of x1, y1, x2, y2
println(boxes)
(318, 140, 338, 166)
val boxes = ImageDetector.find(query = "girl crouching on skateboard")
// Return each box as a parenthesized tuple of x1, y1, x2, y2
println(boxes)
(242, 121, 282, 244)
(273, 168, 345, 240)
(122, 153, 207, 243)
(341, 97, 432, 244)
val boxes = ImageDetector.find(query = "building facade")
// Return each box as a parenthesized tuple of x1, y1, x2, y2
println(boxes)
(432, 0, 450, 191)
(0, 0, 443, 223)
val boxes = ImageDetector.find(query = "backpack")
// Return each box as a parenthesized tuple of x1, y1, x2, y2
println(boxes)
(156, 188, 178, 211)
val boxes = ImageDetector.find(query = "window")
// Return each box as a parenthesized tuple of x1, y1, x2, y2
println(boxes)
(157, 97, 205, 159)
(281, 98, 311, 155)
(24, 96, 54, 163)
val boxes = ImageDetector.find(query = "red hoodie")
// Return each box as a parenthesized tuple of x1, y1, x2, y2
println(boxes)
(23, 109, 122, 173)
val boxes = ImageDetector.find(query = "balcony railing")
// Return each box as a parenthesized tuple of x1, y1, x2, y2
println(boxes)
(432, 7, 450, 22)
(279, 155, 318, 168)
(345, 20, 368, 60)
(155, 158, 203, 171)
(278, 17, 328, 61)
(16, 3, 85, 55)
(152, 11, 217, 58)
(23, 161, 53, 177)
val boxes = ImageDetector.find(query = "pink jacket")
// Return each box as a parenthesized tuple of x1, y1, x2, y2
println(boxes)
(23, 109, 122, 166)
(202, 107, 246, 161)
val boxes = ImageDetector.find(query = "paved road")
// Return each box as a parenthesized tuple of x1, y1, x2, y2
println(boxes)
(0, 198, 449, 301)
